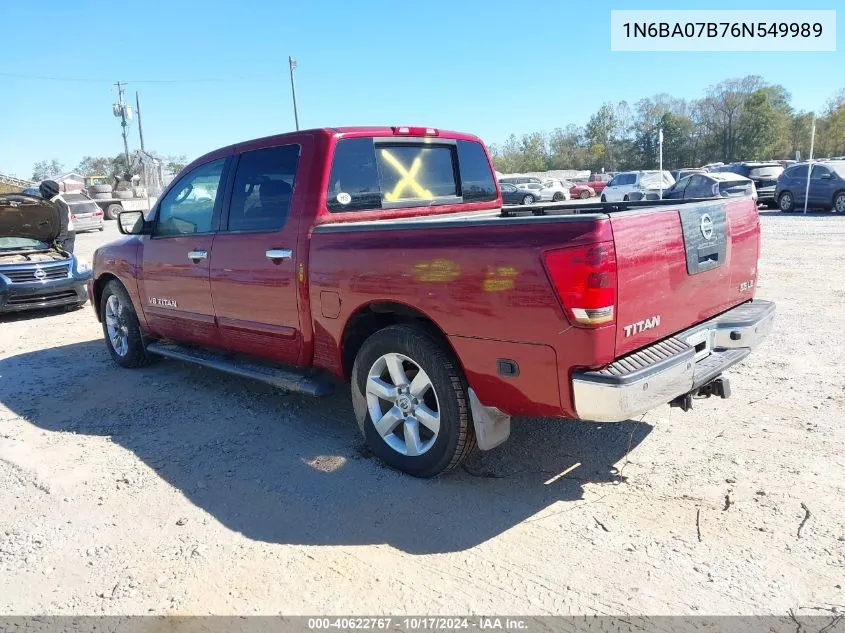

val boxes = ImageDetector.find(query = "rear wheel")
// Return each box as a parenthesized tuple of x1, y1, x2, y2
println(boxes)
(522, 194, 535, 205)
(623, 195, 630, 202)
(778, 191, 795, 212)
(351, 325, 476, 478)
(580, 190, 590, 199)
(833, 191, 845, 213)
(105, 204, 122, 220)
(100, 280, 152, 369)
(553, 192, 564, 202)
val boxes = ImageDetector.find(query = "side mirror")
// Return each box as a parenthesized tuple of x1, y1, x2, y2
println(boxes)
(118, 210, 149, 235)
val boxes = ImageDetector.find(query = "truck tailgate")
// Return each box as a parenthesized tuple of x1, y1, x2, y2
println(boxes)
(610, 198, 760, 357)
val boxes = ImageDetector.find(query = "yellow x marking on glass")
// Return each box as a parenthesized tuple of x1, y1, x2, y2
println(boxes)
(381, 149, 433, 201)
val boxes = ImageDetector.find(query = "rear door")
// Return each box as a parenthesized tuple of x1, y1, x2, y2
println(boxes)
(208, 141, 309, 365)
(139, 157, 228, 346)
(609, 197, 760, 356)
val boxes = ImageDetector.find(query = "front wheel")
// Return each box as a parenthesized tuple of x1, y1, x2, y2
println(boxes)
(580, 190, 591, 200)
(833, 191, 845, 213)
(351, 325, 476, 477)
(522, 194, 535, 205)
(100, 280, 152, 368)
(553, 192, 564, 202)
(778, 191, 795, 212)
(600, 194, 607, 202)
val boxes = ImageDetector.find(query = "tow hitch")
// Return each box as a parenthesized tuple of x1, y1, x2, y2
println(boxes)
(669, 377, 732, 412)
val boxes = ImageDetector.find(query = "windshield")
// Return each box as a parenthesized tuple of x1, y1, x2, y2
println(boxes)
(827, 161, 845, 177)
(69, 201, 101, 214)
(748, 166, 783, 179)
(0, 237, 50, 250)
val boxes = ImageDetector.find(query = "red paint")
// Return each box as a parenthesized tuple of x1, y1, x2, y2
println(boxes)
(92, 127, 762, 420)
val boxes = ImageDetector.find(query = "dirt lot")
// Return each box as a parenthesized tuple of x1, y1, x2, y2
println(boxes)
(1, 213, 843, 616)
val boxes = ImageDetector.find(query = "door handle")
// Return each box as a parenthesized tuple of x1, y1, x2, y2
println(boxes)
(266, 249, 293, 262)
(188, 250, 208, 262)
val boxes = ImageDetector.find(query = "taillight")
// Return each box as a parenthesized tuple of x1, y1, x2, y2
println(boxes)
(94, 209, 104, 216)
(543, 242, 617, 327)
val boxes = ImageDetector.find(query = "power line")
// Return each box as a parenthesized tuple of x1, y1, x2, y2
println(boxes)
(0, 72, 273, 84)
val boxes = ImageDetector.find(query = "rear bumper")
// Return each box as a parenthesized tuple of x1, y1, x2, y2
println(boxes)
(571, 300, 776, 422)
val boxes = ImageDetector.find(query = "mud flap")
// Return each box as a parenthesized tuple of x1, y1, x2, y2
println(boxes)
(468, 388, 511, 451)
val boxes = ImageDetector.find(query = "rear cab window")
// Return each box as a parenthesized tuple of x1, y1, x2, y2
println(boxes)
(325, 134, 498, 213)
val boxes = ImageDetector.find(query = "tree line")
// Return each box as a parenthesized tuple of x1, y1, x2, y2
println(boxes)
(32, 152, 187, 182)
(489, 75, 845, 174)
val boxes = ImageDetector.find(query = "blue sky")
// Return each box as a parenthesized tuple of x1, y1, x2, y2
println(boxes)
(1, 0, 841, 178)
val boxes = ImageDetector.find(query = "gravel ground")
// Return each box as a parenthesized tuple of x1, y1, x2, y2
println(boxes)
(0, 213, 843, 616)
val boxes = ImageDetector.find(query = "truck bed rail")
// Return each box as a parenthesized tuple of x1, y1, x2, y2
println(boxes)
(500, 197, 738, 217)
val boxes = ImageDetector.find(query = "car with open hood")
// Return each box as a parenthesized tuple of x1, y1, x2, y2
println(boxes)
(0, 193, 92, 314)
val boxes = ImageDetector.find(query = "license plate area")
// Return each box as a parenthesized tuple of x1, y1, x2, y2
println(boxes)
(685, 328, 713, 362)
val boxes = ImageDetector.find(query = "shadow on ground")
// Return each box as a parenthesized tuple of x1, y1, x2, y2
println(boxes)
(0, 340, 652, 554)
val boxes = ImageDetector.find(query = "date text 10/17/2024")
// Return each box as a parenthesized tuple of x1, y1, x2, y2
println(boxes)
(307, 618, 528, 630)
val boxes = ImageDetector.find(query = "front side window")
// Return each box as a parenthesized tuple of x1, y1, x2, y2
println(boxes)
(327, 137, 494, 212)
(227, 145, 300, 232)
(811, 165, 831, 180)
(155, 158, 225, 236)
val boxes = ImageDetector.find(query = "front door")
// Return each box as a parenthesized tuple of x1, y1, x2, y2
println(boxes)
(810, 164, 835, 208)
(209, 142, 305, 365)
(139, 157, 228, 347)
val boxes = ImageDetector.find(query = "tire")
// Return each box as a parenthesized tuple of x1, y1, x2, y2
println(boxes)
(93, 192, 113, 200)
(90, 184, 112, 194)
(100, 280, 152, 369)
(580, 190, 591, 200)
(522, 194, 535, 205)
(115, 190, 133, 199)
(98, 227, 104, 232)
(833, 191, 845, 213)
(778, 191, 795, 213)
(623, 195, 630, 202)
(105, 204, 123, 220)
(600, 194, 607, 202)
(351, 325, 476, 478)
(552, 192, 564, 202)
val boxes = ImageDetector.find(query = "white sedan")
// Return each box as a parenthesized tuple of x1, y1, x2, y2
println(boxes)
(517, 180, 571, 202)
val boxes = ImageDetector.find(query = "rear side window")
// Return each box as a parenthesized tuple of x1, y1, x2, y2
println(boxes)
(456, 140, 497, 202)
(227, 145, 300, 232)
(326, 137, 495, 212)
(719, 180, 753, 197)
(749, 165, 784, 179)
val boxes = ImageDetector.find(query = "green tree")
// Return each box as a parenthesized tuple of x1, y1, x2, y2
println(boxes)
(31, 159, 64, 181)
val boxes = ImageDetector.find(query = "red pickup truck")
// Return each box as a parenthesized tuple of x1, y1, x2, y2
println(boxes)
(90, 126, 775, 477)
(577, 173, 612, 194)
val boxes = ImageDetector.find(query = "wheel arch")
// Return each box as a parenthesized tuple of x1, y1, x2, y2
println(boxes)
(92, 273, 122, 321)
(339, 301, 461, 381)
(832, 188, 845, 208)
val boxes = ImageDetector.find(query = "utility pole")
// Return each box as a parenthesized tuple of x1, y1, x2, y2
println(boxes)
(289, 56, 300, 131)
(135, 91, 146, 152)
(658, 127, 664, 199)
(803, 114, 816, 215)
(113, 82, 131, 171)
